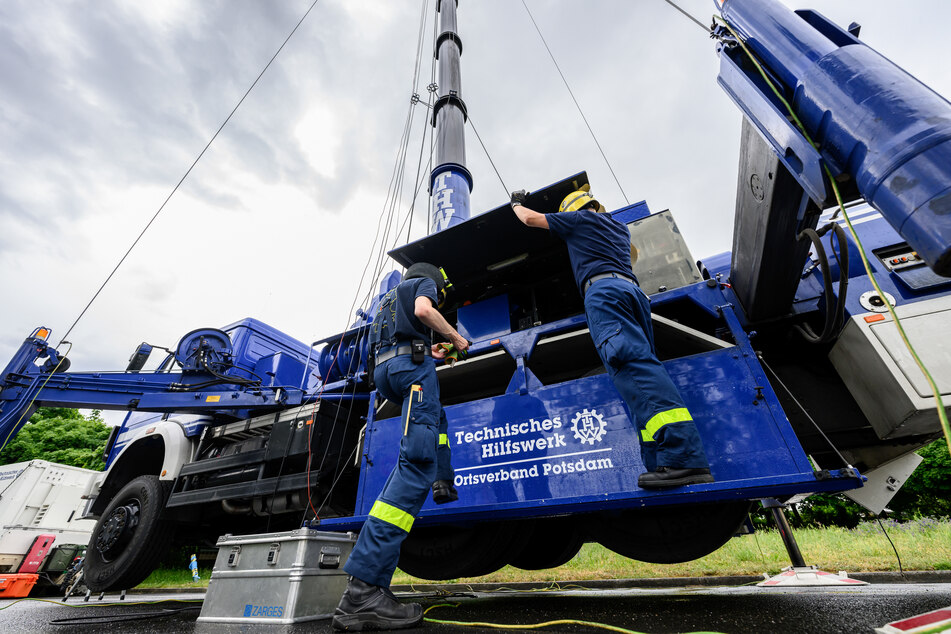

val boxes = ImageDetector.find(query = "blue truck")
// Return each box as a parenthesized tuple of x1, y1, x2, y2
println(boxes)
(1, 0, 950, 591)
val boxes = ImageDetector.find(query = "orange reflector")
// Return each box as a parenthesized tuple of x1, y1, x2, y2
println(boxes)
(206, 395, 221, 402)
(490, 339, 500, 345)
(864, 314, 886, 323)
(35, 328, 50, 340)
(161, 470, 167, 477)
(306, 419, 313, 425)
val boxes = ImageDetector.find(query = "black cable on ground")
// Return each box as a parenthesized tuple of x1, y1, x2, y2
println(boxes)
(876, 517, 906, 579)
(748, 512, 770, 571)
(0, 597, 202, 612)
(59, 0, 323, 346)
(49, 605, 202, 626)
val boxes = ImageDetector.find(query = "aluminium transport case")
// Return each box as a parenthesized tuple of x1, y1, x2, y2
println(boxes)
(198, 528, 356, 624)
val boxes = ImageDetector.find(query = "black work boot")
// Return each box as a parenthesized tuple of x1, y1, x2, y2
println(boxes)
(332, 576, 422, 631)
(431, 480, 458, 504)
(638, 467, 714, 489)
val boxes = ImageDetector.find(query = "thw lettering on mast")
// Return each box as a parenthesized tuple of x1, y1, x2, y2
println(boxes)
(431, 171, 456, 232)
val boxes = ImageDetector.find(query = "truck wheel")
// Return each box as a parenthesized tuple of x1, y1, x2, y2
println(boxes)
(399, 520, 530, 580)
(588, 501, 751, 564)
(84, 475, 174, 592)
(510, 517, 584, 570)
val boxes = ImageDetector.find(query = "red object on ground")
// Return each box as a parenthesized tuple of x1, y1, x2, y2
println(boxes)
(17, 533, 56, 573)
(0, 573, 40, 598)
(879, 607, 951, 633)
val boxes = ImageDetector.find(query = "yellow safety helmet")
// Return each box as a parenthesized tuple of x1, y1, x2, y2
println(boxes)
(559, 184, 605, 213)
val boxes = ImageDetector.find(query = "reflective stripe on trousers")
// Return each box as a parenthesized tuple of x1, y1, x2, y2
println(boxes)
(368, 500, 415, 533)
(584, 277, 710, 471)
(640, 407, 693, 442)
(343, 354, 442, 588)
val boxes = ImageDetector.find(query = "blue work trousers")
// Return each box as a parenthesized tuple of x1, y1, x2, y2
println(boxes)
(584, 278, 710, 472)
(343, 354, 450, 587)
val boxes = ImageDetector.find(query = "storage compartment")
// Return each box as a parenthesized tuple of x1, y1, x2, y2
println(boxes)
(829, 295, 951, 439)
(168, 401, 362, 519)
(198, 529, 356, 624)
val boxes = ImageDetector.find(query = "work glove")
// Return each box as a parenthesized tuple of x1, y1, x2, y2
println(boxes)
(510, 190, 528, 207)
(436, 342, 469, 367)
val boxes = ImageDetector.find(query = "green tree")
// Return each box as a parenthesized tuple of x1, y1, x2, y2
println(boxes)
(792, 493, 867, 528)
(0, 407, 111, 470)
(749, 440, 951, 528)
(889, 439, 951, 520)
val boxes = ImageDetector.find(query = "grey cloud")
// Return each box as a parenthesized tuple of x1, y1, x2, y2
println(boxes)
(2, 0, 950, 371)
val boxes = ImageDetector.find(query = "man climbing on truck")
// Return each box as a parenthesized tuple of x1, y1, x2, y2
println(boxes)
(333, 262, 469, 631)
(511, 186, 714, 489)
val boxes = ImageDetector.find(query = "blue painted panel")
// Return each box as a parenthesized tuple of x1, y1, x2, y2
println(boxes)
(720, 0, 951, 275)
(611, 201, 652, 224)
(223, 318, 320, 388)
(457, 294, 511, 342)
(358, 346, 820, 519)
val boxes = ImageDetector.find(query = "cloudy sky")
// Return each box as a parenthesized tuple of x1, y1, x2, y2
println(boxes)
(2, 0, 950, 396)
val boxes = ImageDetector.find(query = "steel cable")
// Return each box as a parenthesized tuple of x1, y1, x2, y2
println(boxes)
(520, 0, 629, 205)
(301, 1, 437, 524)
(58, 0, 323, 346)
(467, 114, 509, 197)
(758, 354, 852, 470)
(663, 0, 713, 33)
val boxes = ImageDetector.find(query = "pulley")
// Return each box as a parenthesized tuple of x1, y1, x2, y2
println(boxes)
(175, 328, 234, 374)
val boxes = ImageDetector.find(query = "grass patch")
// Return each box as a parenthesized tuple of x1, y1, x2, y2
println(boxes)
(138, 566, 211, 589)
(136, 519, 951, 589)
(392, 519, 951, 585)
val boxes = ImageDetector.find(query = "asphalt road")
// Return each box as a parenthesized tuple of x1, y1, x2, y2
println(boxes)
(2, 582, 951, 634)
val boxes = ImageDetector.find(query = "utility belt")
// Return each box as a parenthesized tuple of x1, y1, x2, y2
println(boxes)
(583, 272, 635, 296)
(375, 340, 432, 365)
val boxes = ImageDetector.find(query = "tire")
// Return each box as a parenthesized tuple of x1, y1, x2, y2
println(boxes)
(399, 520, 532, 580)
(458, 520, 533, 578)
(587, 501, 752, 564)
(510, 517, 584, 570)
(84, 475, 175, 592)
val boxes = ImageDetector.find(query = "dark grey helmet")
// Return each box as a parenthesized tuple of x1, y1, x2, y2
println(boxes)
(404, 262, 451, 305)
(405, 263, 447, 292)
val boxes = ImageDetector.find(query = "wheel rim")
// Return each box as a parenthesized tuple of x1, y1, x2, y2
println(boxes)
(96, 498, 141, 562)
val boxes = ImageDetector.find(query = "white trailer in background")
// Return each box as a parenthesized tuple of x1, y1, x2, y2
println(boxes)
(0, 460, 96, 572)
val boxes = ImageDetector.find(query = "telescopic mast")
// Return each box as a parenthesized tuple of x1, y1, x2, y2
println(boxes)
(429, 0, 472, 234)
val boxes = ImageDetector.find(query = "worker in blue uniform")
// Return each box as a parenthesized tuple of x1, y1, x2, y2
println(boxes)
(511, 186, 713, 489)
(333, 262, 469, 631)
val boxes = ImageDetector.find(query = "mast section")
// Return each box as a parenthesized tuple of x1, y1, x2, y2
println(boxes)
(429, 0, 472, 234)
